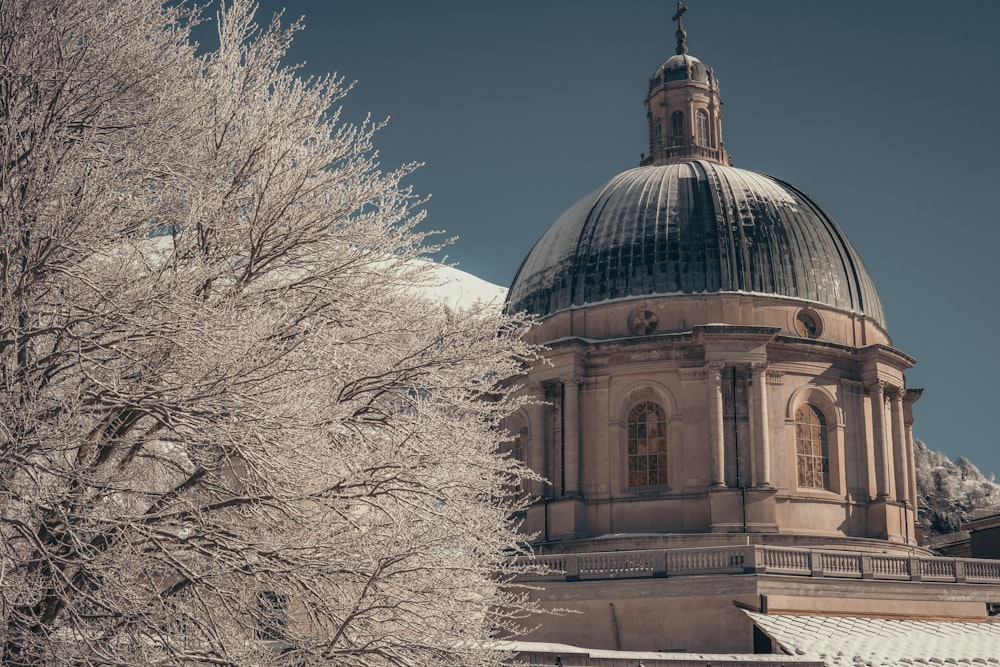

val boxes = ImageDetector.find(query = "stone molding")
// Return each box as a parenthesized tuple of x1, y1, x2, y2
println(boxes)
(679, 367, 707, 381)
(517, 544, 1000, 586)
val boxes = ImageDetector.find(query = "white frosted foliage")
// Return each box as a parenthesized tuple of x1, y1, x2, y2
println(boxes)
(0, 1, 538, 665)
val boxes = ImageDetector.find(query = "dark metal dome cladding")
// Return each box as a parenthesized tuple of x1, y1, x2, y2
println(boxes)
(507, 161, 884, 326)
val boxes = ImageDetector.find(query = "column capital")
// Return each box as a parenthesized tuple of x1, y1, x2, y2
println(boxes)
(562, 375, 583, 388)
(866, 379, 888, 395)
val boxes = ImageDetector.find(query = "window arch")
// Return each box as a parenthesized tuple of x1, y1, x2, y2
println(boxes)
(627, 402, 668, 487)
(512, 426, 527, 462)
(696, 110, 710, 147)
(795, 404, 829, 489)
(502, 425, 527, 463)
(669, 110, 685, 146)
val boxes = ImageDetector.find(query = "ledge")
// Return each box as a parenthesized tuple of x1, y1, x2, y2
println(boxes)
(516, 544, 1000, 586)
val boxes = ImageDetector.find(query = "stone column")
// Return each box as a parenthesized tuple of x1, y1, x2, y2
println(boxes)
(869, 380, 891, 498)
(905, 414, 918, 509)
(889, 387, 909, 503)
(708, 363, 726, 487)
(563, 377, 581, 496)
(752, 362, 771, 487)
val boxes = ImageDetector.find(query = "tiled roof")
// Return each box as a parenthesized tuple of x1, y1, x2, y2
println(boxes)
(744, 610, 1000, 667)
(497, 639, 824, 666)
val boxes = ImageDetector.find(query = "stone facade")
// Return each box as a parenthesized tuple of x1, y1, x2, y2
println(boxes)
(503, 9, 1000, 657)
(510, 294, 919, 546)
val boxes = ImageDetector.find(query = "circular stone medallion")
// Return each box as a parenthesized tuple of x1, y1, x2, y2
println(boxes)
(629, 309, 659, 335)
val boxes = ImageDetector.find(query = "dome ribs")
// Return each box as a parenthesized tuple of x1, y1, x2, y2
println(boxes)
(774, 177, 886, 327)
(575, 175, 628, 307)
(713, 162, 751, 294)
(506, 162, 886, 329)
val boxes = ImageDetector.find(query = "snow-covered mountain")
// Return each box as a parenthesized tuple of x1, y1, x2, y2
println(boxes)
(418, 263, 507, 310)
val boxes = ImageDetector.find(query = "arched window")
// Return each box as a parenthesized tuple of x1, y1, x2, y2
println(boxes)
(512, 426, 527, 462)
(502, 426, 527, 463)
(628, 402, 668, 487)
(500, 426, 528, 496)
(696, 110, 710, 147)
(795, 404, 829, 489)
(669, 110, 685, 146)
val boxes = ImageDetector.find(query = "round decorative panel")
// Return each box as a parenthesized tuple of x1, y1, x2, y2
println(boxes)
(629, 309, 659, 335)
(794, 310, 821, 338)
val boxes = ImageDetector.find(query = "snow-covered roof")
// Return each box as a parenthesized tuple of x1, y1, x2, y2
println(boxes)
(743, 610, 1000, 667)
(494, 639, 823, 665)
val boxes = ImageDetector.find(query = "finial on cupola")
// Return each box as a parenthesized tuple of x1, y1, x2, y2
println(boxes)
(672, 1, 688, 55)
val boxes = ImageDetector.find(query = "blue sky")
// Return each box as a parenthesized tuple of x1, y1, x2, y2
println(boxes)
(250, 0, 1000, 477)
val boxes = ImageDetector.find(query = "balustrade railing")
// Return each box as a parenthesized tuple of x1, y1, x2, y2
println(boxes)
(965, 559, 1000, 581)
(760, 547, 809, 574)
(816, 551, 862, 577)
(916, 557, 956, 580)
(871, 555, 910, 579)
(665, 547, 744, 574)
(640, 145, 725, 166)
(579, 552, 655, 579)
(516, 545, 1000, 587)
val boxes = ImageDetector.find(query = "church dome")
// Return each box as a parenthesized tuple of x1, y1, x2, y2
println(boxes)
(506, 160, 886, 327)
(651, 53, 710, 85)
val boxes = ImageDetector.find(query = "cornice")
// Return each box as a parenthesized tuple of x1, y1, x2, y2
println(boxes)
(856, 343, 917, 369)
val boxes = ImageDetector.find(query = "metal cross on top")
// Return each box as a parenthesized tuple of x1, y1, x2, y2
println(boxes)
(673, 1, 689, 55)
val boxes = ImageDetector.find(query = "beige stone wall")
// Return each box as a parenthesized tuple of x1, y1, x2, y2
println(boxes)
(509, 294, 919, 546)
(519, 575, 1000, 653)
(522, 577, 762, 653)
(521, 294, 890, 348)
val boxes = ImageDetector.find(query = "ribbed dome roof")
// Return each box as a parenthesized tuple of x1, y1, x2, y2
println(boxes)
(651, 53, 710, 86)
(506, 160, 886, 327)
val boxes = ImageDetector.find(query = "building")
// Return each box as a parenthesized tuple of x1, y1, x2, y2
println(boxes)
(503, 5, 1000, 664)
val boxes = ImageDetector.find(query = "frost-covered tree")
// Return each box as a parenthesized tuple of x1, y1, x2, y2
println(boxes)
(914, 440, 1000, 537)
(0, 1, 537, 664)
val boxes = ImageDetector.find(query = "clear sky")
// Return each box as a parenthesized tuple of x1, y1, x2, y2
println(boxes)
(250, 0, 1000, 477)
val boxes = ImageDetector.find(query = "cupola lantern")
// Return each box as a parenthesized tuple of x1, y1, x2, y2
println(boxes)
(643, 3, 730, 166)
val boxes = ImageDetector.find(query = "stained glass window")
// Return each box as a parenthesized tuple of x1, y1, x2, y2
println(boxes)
(628, 402, 668, 487)
(795, 404, 829, 489)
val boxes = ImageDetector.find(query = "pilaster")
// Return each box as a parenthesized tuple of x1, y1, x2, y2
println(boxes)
(751, 362, 771, 488)
(563, 376, 581, 497)
(867, 380, 891, 499)
(889, 387, 908, 504)
(708, 362, 726, 487)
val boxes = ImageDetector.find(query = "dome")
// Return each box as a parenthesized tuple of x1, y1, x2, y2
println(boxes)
(650, 53, 710, 86)
(506, 160, 886, 327)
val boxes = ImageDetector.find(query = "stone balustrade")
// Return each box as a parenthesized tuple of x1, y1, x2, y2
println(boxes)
(517, 545, 1000, 586)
